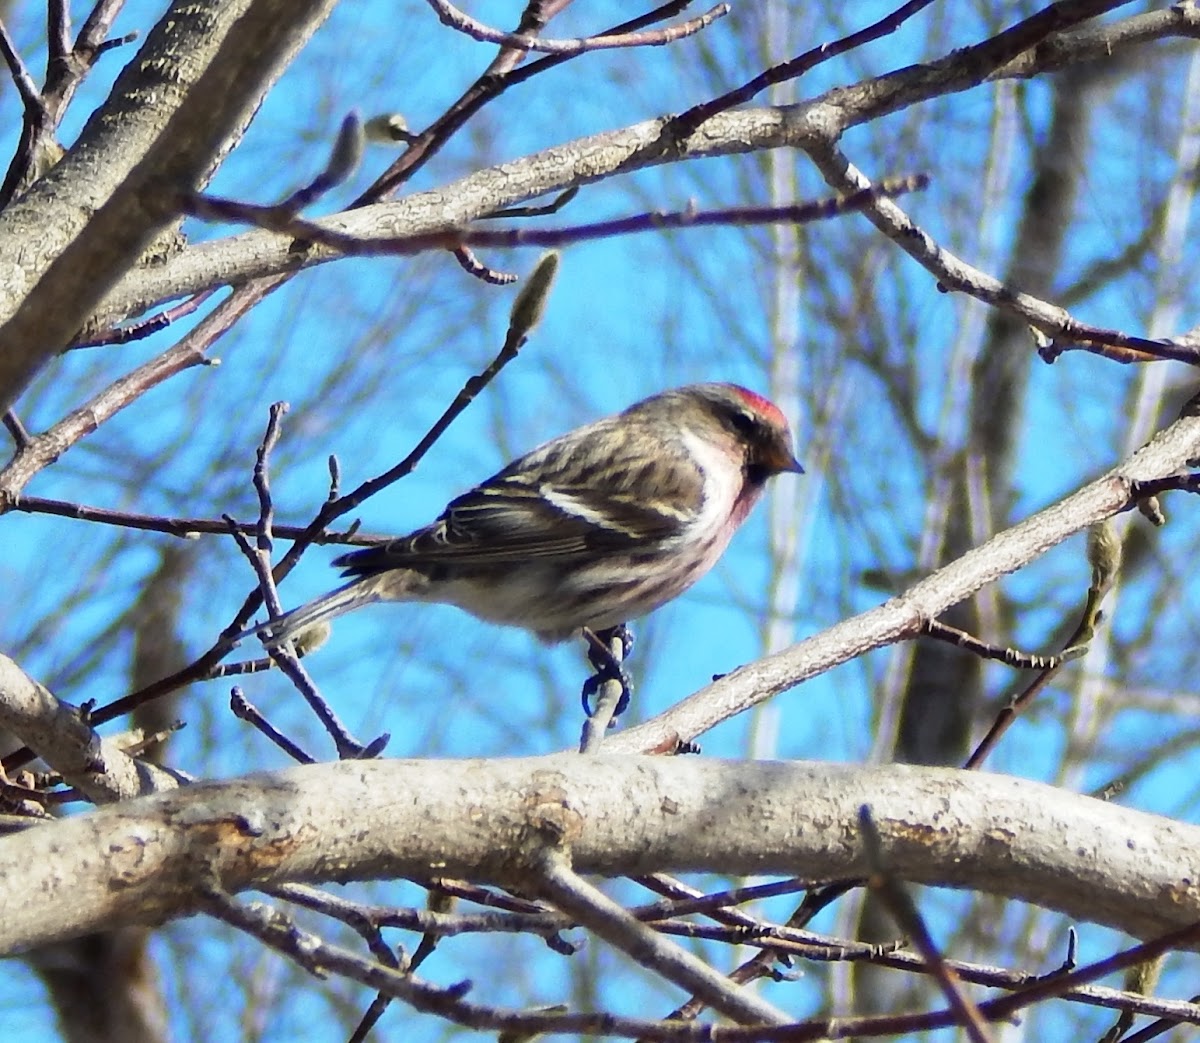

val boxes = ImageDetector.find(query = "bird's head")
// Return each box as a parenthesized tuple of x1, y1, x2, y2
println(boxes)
(693, 383, 804, 485)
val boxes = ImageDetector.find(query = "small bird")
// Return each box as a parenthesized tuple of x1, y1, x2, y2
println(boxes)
(249, 383, 802, 649)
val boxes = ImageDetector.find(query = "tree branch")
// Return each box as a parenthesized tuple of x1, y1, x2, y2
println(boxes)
(425, 0, 729, 55)
(0, 654, 181, 804)
(607, 405, 1200, 753)
(3, 757, 1199, 954)
(0, 0, 338, 411)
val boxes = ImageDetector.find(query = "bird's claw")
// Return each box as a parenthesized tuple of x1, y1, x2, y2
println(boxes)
(581, 624, 635, 719)
(585, 623, 634, 671)
(581, 664, 633, 718)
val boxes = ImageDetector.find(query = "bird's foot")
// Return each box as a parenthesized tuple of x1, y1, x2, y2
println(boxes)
(581, 624, 634, 719)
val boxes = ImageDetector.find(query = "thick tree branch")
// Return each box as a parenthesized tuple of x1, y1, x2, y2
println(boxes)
(2, 756, 1199, 955)
(0, 655, 181, 804)
(82, 8, 1200, 339)
(0, 0, 337, 411)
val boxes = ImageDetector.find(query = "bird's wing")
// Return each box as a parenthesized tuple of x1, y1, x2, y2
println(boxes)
(336, 421, 706, 573)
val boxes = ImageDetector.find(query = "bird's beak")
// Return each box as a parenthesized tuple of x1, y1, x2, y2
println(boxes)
(770, 446, 805, 475)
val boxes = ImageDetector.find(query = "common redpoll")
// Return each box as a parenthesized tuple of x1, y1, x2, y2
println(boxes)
(250, 383, 802, 648)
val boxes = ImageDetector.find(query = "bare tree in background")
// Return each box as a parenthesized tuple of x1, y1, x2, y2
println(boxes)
(2, 1, 1200, 1039)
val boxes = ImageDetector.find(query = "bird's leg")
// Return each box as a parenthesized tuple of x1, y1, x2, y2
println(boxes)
(580, 624, 634, 720)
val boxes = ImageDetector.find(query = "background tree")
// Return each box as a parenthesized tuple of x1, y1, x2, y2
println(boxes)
(2, 1, 1200, 1039)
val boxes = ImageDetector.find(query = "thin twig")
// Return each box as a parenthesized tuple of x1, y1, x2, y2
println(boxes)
(668, 0, 937, 139)
(198, 883, 723, 1040)
(203, 655, 277, 679)
(270, 882, 404, 961)
(269, 882, 407, 1040)
(0, 19, 49, 115)
(2, 410, 30, 449)
(425, 0, 729, 55)
(0, 343, 211, 505)
(421, 878, 547, 915)
(972, 922, 1200, 1029)
(359, 1, 729, 203)
(282, 111, 364, 211)
(452, 245, 518, 284)
(964, 521, 1119, 770)
(190, 178, 933, 260)
(224, 407, 381, 761)
(1118, 995, 1200, 1043)
(922, 618, 1086, 670)
(633, 874, 884, 961)
(252, 403, 287, 557)
(46, 0, 72, 73)
(185, 115, 364, 230)
(10, 1, 135, 212)
(225, 519, 374, 760)
(0, 279, 257, 508)
(276, 880, 411, 1043)
(1127, 472, 1200, 501)
(9, 494, 387, 544)
(859, 806, 994, 1043)
(484, 185, 579, 219)
(693, 921, 1200, 1040)
(311, 300, 534, 519)
(222, 520, 286, 624)
(230, 687, 315, 764)
(631, 875, 816, 925)
(46, 0, 134, 108)
(652, 879, 861, 1031)
(535, 850, 792, 1026)
(652, 918, 906, 962)
(71, 289, 216, 348)
(806, 142, 1199, 367)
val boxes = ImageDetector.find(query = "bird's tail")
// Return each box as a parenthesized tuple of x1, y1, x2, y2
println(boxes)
(234, 578, 386, 652)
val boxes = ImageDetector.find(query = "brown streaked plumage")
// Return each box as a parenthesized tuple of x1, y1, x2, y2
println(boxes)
(244, 383, 802, 647)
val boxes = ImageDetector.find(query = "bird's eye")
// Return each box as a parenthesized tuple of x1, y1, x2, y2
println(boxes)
(730, 410, 757, 435)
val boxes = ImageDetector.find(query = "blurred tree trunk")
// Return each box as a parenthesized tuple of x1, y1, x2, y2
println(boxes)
(29, 546, 192, 1043)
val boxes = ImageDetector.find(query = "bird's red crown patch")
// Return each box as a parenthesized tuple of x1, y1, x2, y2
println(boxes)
(730, 385, 786, 426)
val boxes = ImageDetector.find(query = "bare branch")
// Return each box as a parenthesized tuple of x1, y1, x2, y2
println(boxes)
(0, 338, 211, 508)
(805, 143, 1198, 365)
(860, 806, 993, 1043)
(5, 757, 1200, 960)
(606, 408, 1200, 753)
(0, 19, 50, 117)
(963, 520, 1120, 769)
(0, 0, 339, 411)
(71, 289, 216, 349)
(668, 0, 938, 138)
(360, 0, 726, 203)
(184, 177, 933, 261)
(230, 687, 315, 765)
(0, 654, 181, 803)
(425, 0, 730, 55)
(920, 618, 1086, 671)
(452, 244, 518, 284)
(9, 495, 385, 545)
(534, 850, 791, 1025)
